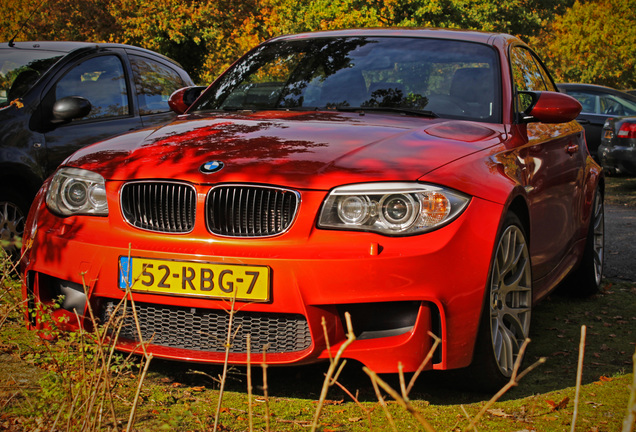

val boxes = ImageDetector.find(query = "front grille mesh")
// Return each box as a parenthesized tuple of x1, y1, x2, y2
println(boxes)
(207, 185, 299, 237)
(121, 182, 196, 233)
(101, 301, 312, 354)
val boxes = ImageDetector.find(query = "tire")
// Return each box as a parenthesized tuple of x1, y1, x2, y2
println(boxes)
(560, 186, 604, 297)
(0, 191, 29, 261)
(460, 212, 533, 391)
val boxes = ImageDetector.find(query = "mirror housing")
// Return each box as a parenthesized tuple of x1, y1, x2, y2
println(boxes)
(51, 96, 92, 124)
(168, 86, 207, 114)
(521, 91, 582, 124)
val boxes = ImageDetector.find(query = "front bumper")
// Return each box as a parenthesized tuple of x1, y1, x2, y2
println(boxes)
(21, 187, 502, 373)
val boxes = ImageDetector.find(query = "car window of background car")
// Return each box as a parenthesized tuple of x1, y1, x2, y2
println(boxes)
(196, 37, 501, 122)
(54, 55, 129, 120)
(510, 46, 553, 113)
(0, 51, 62, 108)
(570, 90, 636, 116)
(130, 55, 187, 115)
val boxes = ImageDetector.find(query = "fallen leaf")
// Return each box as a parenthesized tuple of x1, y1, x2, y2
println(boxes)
(546, 397, 569, 411)
(487, 408, 512, 418)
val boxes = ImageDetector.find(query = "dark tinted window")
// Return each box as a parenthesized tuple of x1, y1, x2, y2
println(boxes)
(195, 37, 502, 122)
(55, 55, 129, 120)
(0, 50, 63, 107)
(130, 55, 187, 115)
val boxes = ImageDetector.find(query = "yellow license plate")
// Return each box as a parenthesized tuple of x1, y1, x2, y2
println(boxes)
(118, 257, 270, 302)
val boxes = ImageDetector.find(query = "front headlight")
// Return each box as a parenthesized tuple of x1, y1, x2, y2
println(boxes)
(46, 167, 108, 216)
(318, 182, 470, 235)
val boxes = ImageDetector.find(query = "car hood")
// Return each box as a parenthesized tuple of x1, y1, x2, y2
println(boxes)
(67, 111, 507, 190)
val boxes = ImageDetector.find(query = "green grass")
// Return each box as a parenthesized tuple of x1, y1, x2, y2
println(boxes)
(2, 263, 634, 430)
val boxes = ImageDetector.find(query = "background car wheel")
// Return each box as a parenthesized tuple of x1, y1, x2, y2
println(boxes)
(0, 191, 28, 261)
(560, 186, 604, 297)
(463, 213, 532, 391)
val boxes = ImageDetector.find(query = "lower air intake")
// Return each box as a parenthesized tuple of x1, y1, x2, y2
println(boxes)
(101, 301, 312, 354)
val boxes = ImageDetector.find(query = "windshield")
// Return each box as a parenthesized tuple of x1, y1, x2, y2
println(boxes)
(194, 36, 501, 122)
(0, 50, 63, 108)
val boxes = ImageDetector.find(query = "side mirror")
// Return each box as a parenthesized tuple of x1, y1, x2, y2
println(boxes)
(51, 96, 92, 124)
(168, 86, 207, 115)
(520, 91, 582, 124)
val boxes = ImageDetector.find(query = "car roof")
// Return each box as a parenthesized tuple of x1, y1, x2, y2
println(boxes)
(267, 28, 519, 47)
(1, 41, 98, 53)
(558, 83, 636, 101)
(1, 41, 183, 67)
(558, 83, 623, 93)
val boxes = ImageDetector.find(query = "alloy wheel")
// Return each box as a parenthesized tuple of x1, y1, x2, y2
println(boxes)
(591, 191, 604, 287)
(1, 201, 26, 256)
(489, 224, 532, 377)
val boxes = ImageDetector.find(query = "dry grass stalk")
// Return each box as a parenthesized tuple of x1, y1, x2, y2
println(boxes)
(370, 374, 397, 432)
(311, 312, 356, 432)
(361, 331, 441, 431)
(126, 353, 153, 432)
(405, 331, 441, 396)
(213, 289, 240, 432)
(262, 344, 271, 432)
(328, 375, 373, 430)
(118, 248, 155, 430)
(462, 338, 546, 431)
(460, 405, 476, 432)
(623, 345, 636, 432)
(571, 325, 587, 432)
(364, 367, 437, 432)
(246, 334, 254, 432)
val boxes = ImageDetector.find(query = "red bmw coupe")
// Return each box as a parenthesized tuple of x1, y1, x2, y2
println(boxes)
(21, 29, 604, 389)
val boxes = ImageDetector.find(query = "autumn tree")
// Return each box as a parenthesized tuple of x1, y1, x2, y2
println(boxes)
(4, 0, 633, 90)
(533, 0, 636, 89)
(1, 0, 119, 42)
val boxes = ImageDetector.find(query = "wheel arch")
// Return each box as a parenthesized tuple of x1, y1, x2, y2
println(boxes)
(0, 163, 44, 206)
(505, 194, 531, 244)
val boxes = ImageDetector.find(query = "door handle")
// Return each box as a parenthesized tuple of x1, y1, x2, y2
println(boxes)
(566, 144, 579, 155)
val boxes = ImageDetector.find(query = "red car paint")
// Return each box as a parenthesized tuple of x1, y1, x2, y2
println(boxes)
(21, 29, 602, 376)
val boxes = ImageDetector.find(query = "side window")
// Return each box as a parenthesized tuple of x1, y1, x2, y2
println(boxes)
(568, 91, 598, 114)
(510, 47, 550, 113)
(130, 55, 187, 115)
(55, 55, 129, 120)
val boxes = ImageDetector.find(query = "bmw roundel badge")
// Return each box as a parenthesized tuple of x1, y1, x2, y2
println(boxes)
(200, 161, 224, 174)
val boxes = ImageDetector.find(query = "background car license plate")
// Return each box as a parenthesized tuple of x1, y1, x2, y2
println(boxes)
(118, 257, 270, 302)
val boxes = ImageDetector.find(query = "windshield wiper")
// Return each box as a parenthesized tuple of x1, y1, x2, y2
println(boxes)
(334, 106, 438, 118)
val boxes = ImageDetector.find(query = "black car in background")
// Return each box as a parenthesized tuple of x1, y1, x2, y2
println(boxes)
(1, 41, 194, 255)
(598, 116, 636, 176)
(557, 83, 636, 158)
